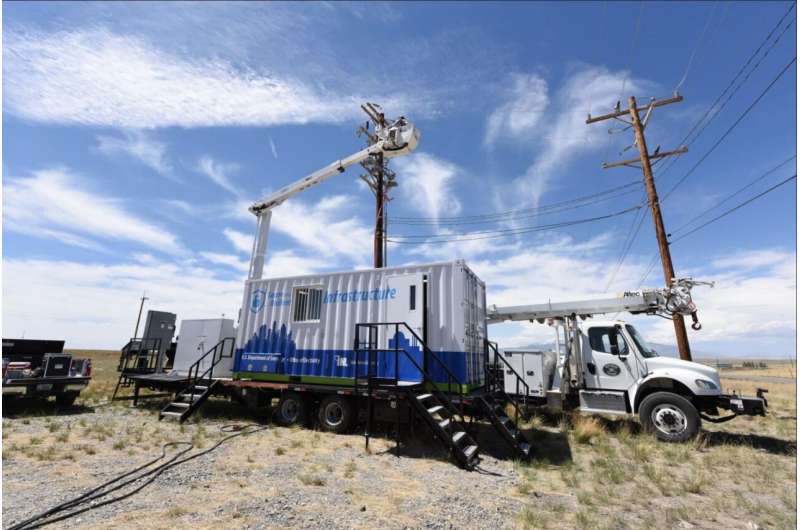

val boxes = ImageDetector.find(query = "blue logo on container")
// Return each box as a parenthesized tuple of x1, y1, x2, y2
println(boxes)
(250, 289, 267, 313)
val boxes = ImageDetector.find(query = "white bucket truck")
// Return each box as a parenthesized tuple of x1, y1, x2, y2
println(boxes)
(488, 280, 767, 442)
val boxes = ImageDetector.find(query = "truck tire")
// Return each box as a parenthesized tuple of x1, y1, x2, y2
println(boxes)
(56, 392, 79, 409)
(273, 392, 308, 427)
(317, 395, 356, 434)
(639, 391, 700, 442)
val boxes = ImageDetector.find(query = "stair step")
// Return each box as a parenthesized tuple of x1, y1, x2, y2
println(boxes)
(168, 402, 190, 408)
(416, 393, 433, 401)
(160, 411, 183, 418)
(452, 431, 467, 444)
(193, 385, 208, 391)
(519, 442, 531, 455)
(498, 415, 511, 425)
(427, 405, 444, 416)
(179, 393, 205, 401)
(508, 429, 519, 439)
(463, 445, 479, 460)
(438, 418, 451, 430)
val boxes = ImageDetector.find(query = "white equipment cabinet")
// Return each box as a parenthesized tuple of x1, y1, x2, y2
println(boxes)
(501, 349, 557, 398)
(173, 319, 236, 378)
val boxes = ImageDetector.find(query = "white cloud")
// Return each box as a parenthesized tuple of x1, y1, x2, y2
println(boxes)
(3, 28, 410, 128)
(271, 195, 373, 260)
(223, 228, 254, 254)
(394, 153, 462, 221)
(197, 156, 242, 197)
(484, 73, 549, 147)
(4, 168, 183, 254)
(645, 249, 796, 348)
(480, 243, 796, 356)
(2, 258, 244, 349)
(483, 66, 649, 208)
(200, 252, 249, 272)
(96, 130, 173, 178)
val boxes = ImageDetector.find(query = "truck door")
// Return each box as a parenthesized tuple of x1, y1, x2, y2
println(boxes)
(384, 273, 425, 382)
(584, 326, 638, 391)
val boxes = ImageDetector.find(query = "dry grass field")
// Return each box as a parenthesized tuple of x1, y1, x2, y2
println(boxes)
(2, 350, 796, 529)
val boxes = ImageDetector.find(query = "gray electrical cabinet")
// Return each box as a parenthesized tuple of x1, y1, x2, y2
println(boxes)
(142, 310, 177, 372)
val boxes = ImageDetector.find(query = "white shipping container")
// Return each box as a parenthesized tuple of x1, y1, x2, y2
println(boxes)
(234, 260, 487, 392)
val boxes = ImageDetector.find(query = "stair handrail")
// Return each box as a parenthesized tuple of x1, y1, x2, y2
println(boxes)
(182, 337, 236, 408)
(485, 340, 529, 427)
(353, 322, 471, 429)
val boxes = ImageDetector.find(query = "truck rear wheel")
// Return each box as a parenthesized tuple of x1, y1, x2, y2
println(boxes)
(639, 391, 700, 442)
(273, 392, 308, 426)
(56, 392, 79, 409)
(317, 395, 356, 434)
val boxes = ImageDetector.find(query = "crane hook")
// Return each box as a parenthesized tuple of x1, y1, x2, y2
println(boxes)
(690, 311, 702, 331)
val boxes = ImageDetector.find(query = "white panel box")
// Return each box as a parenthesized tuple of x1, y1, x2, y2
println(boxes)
(173, 319, 236, 378)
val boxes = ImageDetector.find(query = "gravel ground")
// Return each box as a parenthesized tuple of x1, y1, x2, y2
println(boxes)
(2, 403, 535, 529)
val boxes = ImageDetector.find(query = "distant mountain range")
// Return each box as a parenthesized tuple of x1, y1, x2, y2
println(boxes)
(509, 342, 795, 360)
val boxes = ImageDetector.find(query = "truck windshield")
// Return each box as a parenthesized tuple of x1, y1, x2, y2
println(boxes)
(626, 325, 658, 358)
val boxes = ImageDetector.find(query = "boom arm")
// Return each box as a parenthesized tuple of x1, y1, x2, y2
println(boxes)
(247, 115, 420, 280)
(487, 278, 713, 329)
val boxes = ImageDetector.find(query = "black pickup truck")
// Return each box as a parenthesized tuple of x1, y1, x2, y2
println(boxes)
(2, 339, 92, 407)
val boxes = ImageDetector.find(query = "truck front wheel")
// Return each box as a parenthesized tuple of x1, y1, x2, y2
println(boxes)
(639, 392, 700, 442)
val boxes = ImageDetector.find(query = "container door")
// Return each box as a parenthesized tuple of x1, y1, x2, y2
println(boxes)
(385, 274, 424, 338)
(384, 273, 425, 383)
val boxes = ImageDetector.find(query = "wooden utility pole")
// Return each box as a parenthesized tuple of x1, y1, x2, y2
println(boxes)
(587, 93, 693, 361)
(133, 292, 148, 339)
(358, 103, 397, 268)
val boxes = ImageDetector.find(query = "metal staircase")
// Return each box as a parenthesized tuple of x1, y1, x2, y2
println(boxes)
(354, 322, 480, 470)
(481, 341, 533, 461)
(159, 338, 235, 422)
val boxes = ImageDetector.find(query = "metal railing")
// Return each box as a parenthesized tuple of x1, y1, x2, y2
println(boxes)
(354, 322, 472, 445)
(485, 340, 529, 427)
(182, 337, 236, 408)
(117, 338, 163, 374)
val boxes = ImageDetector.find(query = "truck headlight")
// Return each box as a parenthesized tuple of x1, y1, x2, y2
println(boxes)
(695, 379, 718, 391)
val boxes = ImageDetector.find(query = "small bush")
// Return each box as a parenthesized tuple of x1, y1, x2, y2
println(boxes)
(275, 447, 286, 456)
(572, 417, 606, 445)
(298, 473, 325, 486)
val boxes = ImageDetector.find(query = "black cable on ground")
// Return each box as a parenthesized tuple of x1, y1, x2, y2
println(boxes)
(6, 424, 267, 530)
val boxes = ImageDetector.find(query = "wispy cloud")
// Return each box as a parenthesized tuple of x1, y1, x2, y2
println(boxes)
(197, 156, 242, 197)
(96, 130, 174, 179)
(269, 137, 279, 159)
(394, 153, 462, 222)
(223, 228, 253, 254)
(485, 66, 650, 207)
(3, 28, 411, 128)
(4, 168, 183, 254)
(271, 195, 373, 259)
(484, 73, 549, 147)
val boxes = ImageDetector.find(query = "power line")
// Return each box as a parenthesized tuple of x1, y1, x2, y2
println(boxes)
(670, 154, 796, 236)
(656, 3, 796, 183)
(604, 202, 648, 291)
(669, 174, 796, 244)
(662, 55, 797, 202)
(389, 185, 641, 226)
(388, 205, 642, 244)
(674, 3, 719, 91)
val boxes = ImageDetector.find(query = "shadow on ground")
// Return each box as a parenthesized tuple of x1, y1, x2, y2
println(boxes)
(2, 397, 95, 418)
(701, 430, 796, 455)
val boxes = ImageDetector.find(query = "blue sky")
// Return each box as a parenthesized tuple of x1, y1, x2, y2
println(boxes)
(3, 1, 797, 356)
